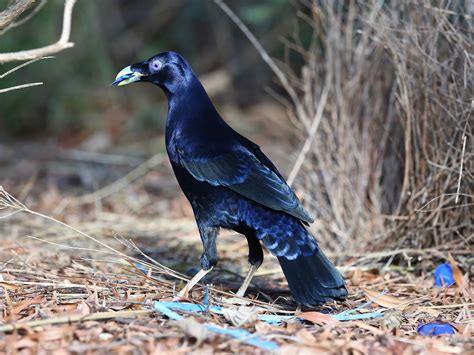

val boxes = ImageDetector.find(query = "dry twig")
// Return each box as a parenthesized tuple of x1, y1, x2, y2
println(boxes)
(0, 0, 77, 63)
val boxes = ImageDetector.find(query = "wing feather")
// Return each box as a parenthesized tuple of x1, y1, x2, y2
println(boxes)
(179, 147, 314, 223)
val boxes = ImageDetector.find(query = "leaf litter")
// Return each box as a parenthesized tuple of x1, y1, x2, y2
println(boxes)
(0, 178, 472, 353)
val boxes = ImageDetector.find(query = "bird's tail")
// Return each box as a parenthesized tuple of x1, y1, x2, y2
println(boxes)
(278, 249, 348, 305)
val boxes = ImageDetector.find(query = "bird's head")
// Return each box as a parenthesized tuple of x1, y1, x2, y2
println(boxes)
(112, 51, 193, 93)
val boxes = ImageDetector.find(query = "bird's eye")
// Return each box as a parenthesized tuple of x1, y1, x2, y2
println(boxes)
(149, 60, 162, 72)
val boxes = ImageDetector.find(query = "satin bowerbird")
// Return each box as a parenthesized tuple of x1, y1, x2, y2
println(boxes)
(113, 52, 347, 305)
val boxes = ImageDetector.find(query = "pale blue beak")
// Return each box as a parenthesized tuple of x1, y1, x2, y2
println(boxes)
(112, 66, 144, 86)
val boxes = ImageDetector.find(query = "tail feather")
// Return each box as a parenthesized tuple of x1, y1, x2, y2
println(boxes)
(278, 249, 348, 305)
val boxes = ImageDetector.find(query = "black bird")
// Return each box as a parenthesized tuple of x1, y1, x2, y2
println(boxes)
(113, 52, 347, 305)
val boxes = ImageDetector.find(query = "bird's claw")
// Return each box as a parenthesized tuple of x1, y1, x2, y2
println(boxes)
(175, 286, 191, 300)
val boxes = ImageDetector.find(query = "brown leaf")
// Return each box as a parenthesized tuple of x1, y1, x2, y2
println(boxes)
(12, 295, 45, 315)
(14, 337, 37, 350)
(78, 300, 91, 316)
(280, 344, 331, 354)
(0, 282, 21, 291)
(361, 288, 411, 309)
(298, 311, 339, 325)
(255, 321, 273, 335)
(448, 253, 467, 289)
(37, 326, 73, 342)
(171, 317, 208, 345)
(295, 328, 316, 344)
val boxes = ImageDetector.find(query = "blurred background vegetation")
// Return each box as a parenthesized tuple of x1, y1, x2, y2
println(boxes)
(1, 0, 471, 254)
(0, 0, 293, 144)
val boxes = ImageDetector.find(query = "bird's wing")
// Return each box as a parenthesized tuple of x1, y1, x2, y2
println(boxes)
(178, 146, 314, 223)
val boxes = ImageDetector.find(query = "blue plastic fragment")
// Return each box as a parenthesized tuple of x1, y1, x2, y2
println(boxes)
(154, 301, 184, 321)
(135, 262, 149, 274)
(158, 301, 220, 314)
(333, 312, 384, 321)
(434, 263, 455, 287)
(156, 300, 385, 324)
(153, 301, 280, 351)
(156, 301, 295, 323)
(332, 290, 386, 321)
(257, 314, 295, 324)
(418, 322, 456, 336)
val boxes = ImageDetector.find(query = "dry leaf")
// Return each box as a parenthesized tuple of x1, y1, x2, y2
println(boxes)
(37, 326, 73, 342)
(362, 288, 410, 309)
(383, 310, 403, 331)
(295, 328, 316, 344)
(12, 295, 45, 315)
(0, 282, 21, 291)
(221, 306, 259, 326)
(280, 344, 331, 354)
(448, 253, 466, 289)
(78, 300, 91, 316)
(171, 317, 208, 345)
(298, 311, 339, 325)
(418, 307, 441, 317)
(14, 337, 37, 350)
(255, 321, 273, 335)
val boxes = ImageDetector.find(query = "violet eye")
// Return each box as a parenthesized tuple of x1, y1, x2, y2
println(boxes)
(149, 60, 162, 72)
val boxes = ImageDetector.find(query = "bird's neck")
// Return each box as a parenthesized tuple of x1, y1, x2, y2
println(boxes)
(166, 75, 221, 128)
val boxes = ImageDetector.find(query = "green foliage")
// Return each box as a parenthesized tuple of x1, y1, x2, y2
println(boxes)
(0, 0, 293, 140)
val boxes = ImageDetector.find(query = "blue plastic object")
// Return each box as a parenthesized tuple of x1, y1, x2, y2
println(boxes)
(154, 301, 280, 351)
(418, 322, 456, 336)
(434, 263, 455, 287)
(153, 291, 389, 350)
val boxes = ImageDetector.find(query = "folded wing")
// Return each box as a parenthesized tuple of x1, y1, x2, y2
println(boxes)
(178, 146, 314, 224)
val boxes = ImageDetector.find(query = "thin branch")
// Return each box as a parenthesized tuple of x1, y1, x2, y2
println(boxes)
(455, 132, 467, 204)
(0, 0, 36, 30)
(0, 56, 53, 94)
(287, 82, 329, 185)
(0, 55, 53, 79)
(0, 0, 77, 63)
(71, 153, 165, 205)
(0, 0, 48, 35)
(0, 81, 43, 93)
(214, 0, 309, 126)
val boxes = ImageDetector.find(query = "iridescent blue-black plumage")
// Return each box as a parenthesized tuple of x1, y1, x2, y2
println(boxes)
(113, 51, 347, 305)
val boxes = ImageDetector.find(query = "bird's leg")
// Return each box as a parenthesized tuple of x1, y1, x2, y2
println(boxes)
(177, 267, 213, 298)
(236, 264, 259, 297)
(177, 225, 219, 299)
(236, 230, 264, 297)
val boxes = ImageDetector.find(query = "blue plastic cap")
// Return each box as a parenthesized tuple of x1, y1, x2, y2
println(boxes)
(434, 263, 455, 287)
(418, 322, 456, 336)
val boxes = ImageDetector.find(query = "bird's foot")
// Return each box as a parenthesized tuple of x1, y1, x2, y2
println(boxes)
(175, 268, 212, 300)
(232, 264, 259, 298)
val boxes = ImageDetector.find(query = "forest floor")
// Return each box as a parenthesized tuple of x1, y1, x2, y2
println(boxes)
(0, 133, 472, 354)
